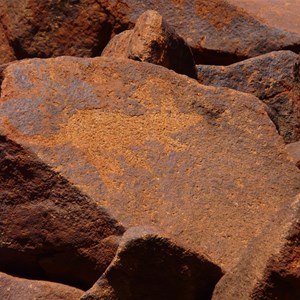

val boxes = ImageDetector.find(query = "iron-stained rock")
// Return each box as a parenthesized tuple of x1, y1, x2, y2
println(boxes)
(0, 56, 299, 273)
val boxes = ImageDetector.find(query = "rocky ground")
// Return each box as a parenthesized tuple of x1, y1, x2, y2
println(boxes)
(0, 1, 300, 300)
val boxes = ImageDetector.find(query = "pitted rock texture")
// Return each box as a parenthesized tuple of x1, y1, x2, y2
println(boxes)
(1, 0, 300, 64)
(0, 0, 127, 59)
(0, 23, 15, 64)
(197, 51, 300, 143)
(1, 56, 300, 272)
(102, 10, 196, 78)
(213, 194, 300, 300)
(0, 135, 124, 289)
(82, 227, 223, 300)
(0, 271, 83, 300)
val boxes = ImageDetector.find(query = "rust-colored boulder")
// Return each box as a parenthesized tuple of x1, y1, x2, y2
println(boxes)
(82, 227, 223, 300)
(1, 0, 300, 64)
(287, 141, 300, 169)
(0, 135, 124, 289)
(1, 56, 300, 273)
(0, 23, 15, 64)
(0, 271, 83, 300)
(213, 194, 300, 299)
(109, 0, 300, 64)
(102, 10, 196, 78)
(0, 0, 125, 59)
(197, 51, 300, 143)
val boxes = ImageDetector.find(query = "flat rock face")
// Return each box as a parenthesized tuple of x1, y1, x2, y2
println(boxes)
(213, 194, 300, 300)
(102, 10, 196, 78)
(0, 271, 83, 300)
(197, 51, 300, 143)
(82, 227, 223, 300)
(228, 0, 300, 36)
(287, 141, 300, 168)
(0, 135, 124, 289)
(1, 56, 300, 271)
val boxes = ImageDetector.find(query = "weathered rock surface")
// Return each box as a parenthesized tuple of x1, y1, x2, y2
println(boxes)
(0, 23, 15, 64)
(1, 0, 300, 64)
(213, 194, 300, 300)
(0, 0, 126, 59)
(102, 10, 196, 78)
(228, 0, 300, 37)
(1, 56, 300, 273)
(197, 51, 300, 143)
(108, 0, 300, 64)
(287, 141, 300, 169)
(0, 135, 124, 289)
(82, 227, 223, 300)
(0, 271, 83, 300)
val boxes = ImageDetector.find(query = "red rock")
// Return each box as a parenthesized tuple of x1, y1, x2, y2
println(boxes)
(0, 56, 300, 273)
(102, 10, 196, 78)
(228, 0, 300, 37)
(197, 51, 300, 143)
(286, 141, 300, 169)
(0, 271, 83, 300)
(111, 0, 300, 64)
(82, 227, 223, 300)
(1, 1, 300, 64)
(0, 135, 124, 289)
(0, 23, 15, 64)
(213, 194, 300, 299)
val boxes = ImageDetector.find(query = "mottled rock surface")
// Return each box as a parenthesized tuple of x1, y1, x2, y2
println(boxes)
(0, 0, 126, 59)
(0, 135, 124, 289)
(1, 0, 300, 64)
(0, 23, 15, 64)
(287, 141, 300, 169)
(213, 194, 300, 300)
(197, 51, 300, 143)
(102, 10, 196, 78)
(82, 227, 223, 300)
(0, 271, 83, 300)
(1, 56, 300, 273)
(111, 0, 300, 64)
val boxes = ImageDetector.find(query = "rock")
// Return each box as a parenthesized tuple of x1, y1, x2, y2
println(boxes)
(0, 271, 83, 300)
(0, 23, 15, 64)
(82, 227, 223, 300)
(109, 0, 300, 64)
(197, 51, 300, 143)
(228, 0, 300, 37)
(0, 135, 124, 289)
(0, 0, 122, 59)
(286, 141, 300, 169)
(1, 56, 300, 272)
(212, 194, 300, 299)
(102, 10, 196, 78)
(1, 1, 300, 64)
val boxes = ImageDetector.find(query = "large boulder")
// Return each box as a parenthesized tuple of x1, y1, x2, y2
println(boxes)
(102, 10, 196, 78)
(1, 0, 300, 64)
(0, 135, 124, 289)
(1, 56, 300, 272)
(213, 194, 300, 299)
(0, 271, 83, 300)
(82, 227, 223, 300)
(197, 51, 300, 143)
